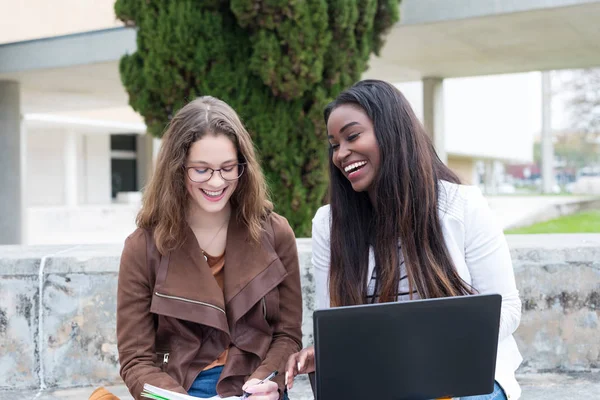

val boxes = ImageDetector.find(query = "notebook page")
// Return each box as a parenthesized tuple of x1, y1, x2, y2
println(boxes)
(142, 384, 240, 400)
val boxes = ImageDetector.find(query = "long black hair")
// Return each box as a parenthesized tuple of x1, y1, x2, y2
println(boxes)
(324, 80, 473, 307)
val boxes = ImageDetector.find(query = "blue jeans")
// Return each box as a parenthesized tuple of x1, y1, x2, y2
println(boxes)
(188, 365, 289, 399)
(188, 366, 223, 398)
(459, 382, 507, 400)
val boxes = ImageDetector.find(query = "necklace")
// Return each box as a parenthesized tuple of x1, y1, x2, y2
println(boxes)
(199, 219, 229, 262)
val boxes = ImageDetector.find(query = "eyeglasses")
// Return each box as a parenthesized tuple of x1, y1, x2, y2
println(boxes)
(185, 163, 246, 183)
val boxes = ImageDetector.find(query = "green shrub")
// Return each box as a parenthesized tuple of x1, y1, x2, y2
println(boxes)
(115, 0, 400, 236)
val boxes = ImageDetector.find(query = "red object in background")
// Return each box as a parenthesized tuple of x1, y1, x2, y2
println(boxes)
(506, 163, 540, 180)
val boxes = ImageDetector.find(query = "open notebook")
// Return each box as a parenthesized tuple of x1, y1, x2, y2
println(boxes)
(141, 384, 241, 400)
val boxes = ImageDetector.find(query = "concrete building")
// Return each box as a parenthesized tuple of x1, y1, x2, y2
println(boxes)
(0, 1, 154, 245)
(2, 0, 600, 245)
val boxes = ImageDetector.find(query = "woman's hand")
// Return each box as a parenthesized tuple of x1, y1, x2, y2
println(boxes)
(284, 346, 315, 390)
(242, 378, 279, 400)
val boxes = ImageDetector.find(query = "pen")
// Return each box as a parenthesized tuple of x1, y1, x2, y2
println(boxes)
(241, 370, 278, 399)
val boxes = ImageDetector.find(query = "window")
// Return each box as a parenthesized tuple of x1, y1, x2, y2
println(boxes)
(110, 134, 138, 198)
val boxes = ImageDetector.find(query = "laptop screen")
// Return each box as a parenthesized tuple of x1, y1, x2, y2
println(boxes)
(313, 294, 501, 400)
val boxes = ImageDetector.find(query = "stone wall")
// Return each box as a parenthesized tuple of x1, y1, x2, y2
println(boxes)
(509, 235, 600, 371)
(0, 235, 599, 391)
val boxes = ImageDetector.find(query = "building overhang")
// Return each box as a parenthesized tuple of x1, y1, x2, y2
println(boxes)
(0, 27, 136, 74)
(1, 1, 600, 113)
(0, 28, 136, 114)
(364, 0, 600, 82)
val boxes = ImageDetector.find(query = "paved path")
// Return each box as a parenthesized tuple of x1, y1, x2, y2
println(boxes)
(485, 195, 598, 229)
(2, 373, 598, 400)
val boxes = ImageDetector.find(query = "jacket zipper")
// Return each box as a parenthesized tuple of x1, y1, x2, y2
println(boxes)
(156, 351, 169, 371)
(154, 292, 226, 314)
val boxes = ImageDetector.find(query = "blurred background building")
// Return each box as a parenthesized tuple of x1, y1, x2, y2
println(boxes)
(2, 0, 600, 245)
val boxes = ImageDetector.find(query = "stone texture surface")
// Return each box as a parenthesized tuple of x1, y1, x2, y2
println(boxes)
(519, 372, 600, 400)
(0, 244, 122, 391)
(297, 238, 315, 348)
(1, 234, 599, 394)
(0, 375, 316, 400)
(42, 244, 124, 274)
(508, 234, 600, 372)
(42, 272, 119, 388)
(0, 273, 39, 390)
(1, 373, 599, 400)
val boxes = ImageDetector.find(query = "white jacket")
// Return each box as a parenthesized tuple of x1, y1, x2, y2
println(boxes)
(311, 180, 523, 399)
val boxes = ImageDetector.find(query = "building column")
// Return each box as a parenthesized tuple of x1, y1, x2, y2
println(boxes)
(0, 81, 23, 244)
(136, 133, 161, 190)
(422, 77, 447, 164)
(64, 130, 78, 206)
(84, 134, 111, 204)
(541, 71, 555, 194)
(483, 159, 497, 195)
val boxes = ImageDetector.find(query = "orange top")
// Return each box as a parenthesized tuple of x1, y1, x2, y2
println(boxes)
(202, 251, 228, 371)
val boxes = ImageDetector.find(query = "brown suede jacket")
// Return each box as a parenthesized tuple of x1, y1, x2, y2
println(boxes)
(116, 212, 303, 399)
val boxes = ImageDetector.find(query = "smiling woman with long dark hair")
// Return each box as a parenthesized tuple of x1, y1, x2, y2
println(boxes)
(285, 80, 523, 400)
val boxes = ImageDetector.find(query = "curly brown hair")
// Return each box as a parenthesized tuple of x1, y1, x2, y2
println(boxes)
(137, 96, 272, 254)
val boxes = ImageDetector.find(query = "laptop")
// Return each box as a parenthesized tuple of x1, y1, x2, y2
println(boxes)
(313, 294, 501, 400)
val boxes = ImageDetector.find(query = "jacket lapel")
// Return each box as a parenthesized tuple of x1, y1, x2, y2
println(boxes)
(150, 226, 230, 334)
(150, 215, 289, 334)
(223, 215, 288, 327)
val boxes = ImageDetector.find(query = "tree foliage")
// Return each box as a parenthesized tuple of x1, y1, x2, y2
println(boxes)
(560, 68, 600, 135)
(115, 0, 400, 235)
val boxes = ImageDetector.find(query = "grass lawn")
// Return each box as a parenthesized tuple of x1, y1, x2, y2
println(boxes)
(505, 210, 600, 234)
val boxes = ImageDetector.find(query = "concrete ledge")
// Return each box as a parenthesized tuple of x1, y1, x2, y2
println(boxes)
(507, 234, 600, 371)
(0, 244, 123, 390)
(1, 235, 599, 393)
(2, 373, 600, 400)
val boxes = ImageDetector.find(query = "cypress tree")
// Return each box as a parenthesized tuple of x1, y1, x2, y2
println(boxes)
(115, 0, 400, 236)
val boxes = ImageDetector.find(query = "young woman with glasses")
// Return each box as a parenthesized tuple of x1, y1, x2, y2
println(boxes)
(116, 96, 302, 400)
